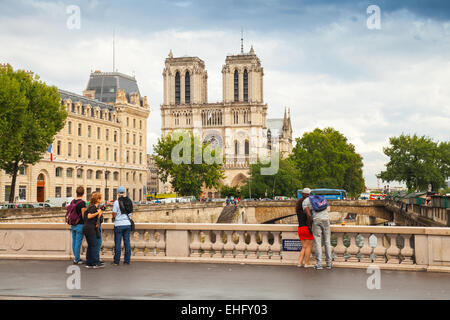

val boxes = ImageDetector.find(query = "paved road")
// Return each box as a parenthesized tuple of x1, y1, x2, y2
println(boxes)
(0, 260, 449, 300)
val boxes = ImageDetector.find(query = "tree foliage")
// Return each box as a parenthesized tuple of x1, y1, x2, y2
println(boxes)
(290, 127, 365, 198)
(219, 185, 241, 198)
(153, 131, 225, 199)
(378, 134, 450, 192)
(0, 65, 67, 202)
(240, 157, 302, 199)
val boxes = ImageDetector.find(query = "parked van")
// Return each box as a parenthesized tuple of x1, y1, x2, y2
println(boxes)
(45, 197, 74, 207)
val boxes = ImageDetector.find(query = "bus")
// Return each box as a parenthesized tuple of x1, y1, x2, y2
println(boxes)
(297, 188, 347, 200)
(369, 193, 386, 200)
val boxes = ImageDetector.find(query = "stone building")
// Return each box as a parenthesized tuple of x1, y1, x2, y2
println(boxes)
(160, 47, 293, 195)
(0, 68, 150, 203)
(147, 155, 160, 195)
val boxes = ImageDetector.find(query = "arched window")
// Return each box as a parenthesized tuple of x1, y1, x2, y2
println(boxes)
(243, 69, 248, 102)
(234, 141, 239, 155)
(175, 72, 181, 105)
(55, 167, 63, 177)
(234, 70, 239, 102)
(66, 168, 73, 178)
(185, 71, 190, 104)
(245, 140, 249, 156)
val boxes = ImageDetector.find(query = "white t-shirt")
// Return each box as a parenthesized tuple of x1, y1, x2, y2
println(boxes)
(302, 196, 329, 220)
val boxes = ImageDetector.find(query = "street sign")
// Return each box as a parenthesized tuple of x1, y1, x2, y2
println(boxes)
(282, 239, 302, 252)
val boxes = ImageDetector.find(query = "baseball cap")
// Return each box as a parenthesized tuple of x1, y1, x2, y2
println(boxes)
(302, 188, 311, 194)
(118, 186, 125, 194)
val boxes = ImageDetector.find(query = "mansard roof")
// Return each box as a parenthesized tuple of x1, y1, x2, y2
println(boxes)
(58, 89, 116, 112)
(85, 71, 141, 104)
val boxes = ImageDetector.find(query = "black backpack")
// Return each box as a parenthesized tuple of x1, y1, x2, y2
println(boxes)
(119, 196, 133, 214)
(118, 196, 135, 231)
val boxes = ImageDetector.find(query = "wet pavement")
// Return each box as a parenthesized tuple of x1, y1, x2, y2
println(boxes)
(0, 260, 449, 300)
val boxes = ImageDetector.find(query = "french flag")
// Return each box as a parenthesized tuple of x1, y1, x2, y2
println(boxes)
(47, 144, 53, 162)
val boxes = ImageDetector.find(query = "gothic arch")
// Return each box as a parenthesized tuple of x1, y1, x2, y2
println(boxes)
(231, 173, 248, 187)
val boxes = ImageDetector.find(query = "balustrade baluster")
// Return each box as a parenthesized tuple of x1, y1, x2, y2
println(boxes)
(373, 233, 387, 263)
(212, 230, 224, 258)
(200, 231, 213, 258)
(270, 232, 281, 260)
(333, 233, 346, 262)
(386, 234, 401, 264)
(400, 234, 414, 265)
(156, 231, 166, 256)
(223, 231, 235, 258)
(258, 232, 270, 259)
(190, 230, 201, 257)
(234, 231, 247, 259)
(246, 231, 259, 259)
(347, 233, 360, 262)
(359, 233, 373, 263)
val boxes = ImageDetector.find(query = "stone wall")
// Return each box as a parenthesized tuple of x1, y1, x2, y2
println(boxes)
(1, 223, 449, 273)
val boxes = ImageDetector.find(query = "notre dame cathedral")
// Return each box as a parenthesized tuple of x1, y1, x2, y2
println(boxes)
(160, 46, 292, 195)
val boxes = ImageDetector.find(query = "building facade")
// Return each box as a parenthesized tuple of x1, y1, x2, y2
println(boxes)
(160, 47, 293, 192)
(147, 155, 160, 195)
(0, 69, 150, 203)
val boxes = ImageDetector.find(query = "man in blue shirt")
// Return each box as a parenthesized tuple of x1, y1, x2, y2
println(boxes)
(112, 186, 132, 265)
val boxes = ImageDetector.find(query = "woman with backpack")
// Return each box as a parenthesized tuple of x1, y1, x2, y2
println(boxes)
(296, 189, 314, 268)
(83, 192, 105, 269)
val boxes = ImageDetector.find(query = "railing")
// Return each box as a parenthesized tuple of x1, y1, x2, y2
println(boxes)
(1, 223, 449, 272)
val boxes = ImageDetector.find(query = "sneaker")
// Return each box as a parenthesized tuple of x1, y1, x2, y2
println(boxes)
(304, 264, 314, 268)
(93, 263, 105, 269)
(73, 260, 83, 265)
(112, 262, 119, 266)
(124, 262, 130, 265)
(326, 265, 332, 270)
(297, 264, 304, 268)
(85, 265, 94, 269)
(314, 265, 323, 270)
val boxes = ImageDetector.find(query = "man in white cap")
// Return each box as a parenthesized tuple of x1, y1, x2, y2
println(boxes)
(302, 187, 332, 270)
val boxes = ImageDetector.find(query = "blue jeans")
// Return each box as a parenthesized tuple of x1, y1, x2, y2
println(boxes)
(312, 219, 333, 267)
(114, 225, 131, 264)
(85, 234, 99, 266)
(71, 224, 84, 262)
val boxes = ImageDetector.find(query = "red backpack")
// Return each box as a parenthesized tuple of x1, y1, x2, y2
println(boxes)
(66, 199, 82, 225)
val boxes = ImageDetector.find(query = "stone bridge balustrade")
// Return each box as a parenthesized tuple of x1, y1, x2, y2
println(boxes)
(0, 223, 449, 272)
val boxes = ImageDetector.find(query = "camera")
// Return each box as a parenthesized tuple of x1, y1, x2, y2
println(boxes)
(99, 204, 107, 211)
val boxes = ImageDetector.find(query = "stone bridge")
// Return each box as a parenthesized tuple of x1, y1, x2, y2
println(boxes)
(239, 200, 393, 224)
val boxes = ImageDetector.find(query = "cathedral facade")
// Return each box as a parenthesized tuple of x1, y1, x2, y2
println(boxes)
(160, 47, 293, 194)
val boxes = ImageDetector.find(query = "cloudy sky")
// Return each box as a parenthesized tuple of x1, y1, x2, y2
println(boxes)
(1, 0, 449, 188)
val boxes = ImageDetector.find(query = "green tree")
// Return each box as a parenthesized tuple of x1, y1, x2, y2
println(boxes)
(290, 127, 365, 198)
(378, 134, 450, 192)
(219, 185, 241, 198)
(0, 65, 67, 203)
(240, 157, 302, 199)
(153, 131, 225, 199)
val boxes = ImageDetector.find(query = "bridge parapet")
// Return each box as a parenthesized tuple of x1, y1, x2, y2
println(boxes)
(0, 223, 449, 272)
